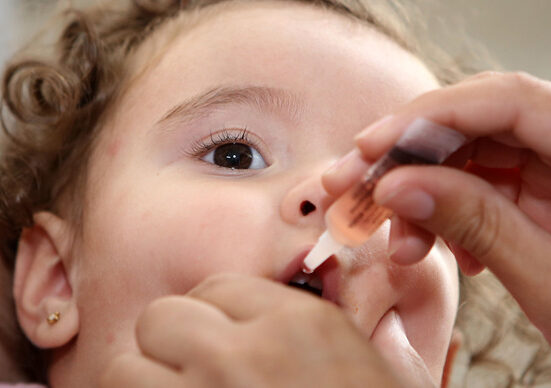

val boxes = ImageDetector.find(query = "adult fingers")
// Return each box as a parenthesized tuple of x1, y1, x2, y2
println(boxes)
(99, 353, 182, 388)
(373, 165, 551, 340)
(386, 217, 486, 276)
(387, 215, 435, 265)
(136, 295, 232, 368)
(323, 149, 370, 197)
(355, 72, 551, 162)
(323, 124, 526, 212)
(187, 273, 322, 321)
(385, 160, 521, 270)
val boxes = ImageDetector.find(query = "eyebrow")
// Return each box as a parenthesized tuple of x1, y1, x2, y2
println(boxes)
(155, 85, 303, 129)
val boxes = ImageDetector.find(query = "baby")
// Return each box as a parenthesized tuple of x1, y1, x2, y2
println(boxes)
(4, 0, 548, 387)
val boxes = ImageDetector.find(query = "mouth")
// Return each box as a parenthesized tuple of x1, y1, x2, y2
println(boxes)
(279, 250, 340, 303)
(288, 271, 323, 297)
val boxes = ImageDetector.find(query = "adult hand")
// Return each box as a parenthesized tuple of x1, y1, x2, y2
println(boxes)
(324, 72, 551, 343)
(99, 274, 433, 388)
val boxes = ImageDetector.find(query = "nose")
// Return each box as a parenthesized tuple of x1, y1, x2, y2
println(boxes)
(280, 164, 334, 226)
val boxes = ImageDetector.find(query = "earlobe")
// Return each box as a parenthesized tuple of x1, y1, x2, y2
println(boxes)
(13, 212, 79, 349)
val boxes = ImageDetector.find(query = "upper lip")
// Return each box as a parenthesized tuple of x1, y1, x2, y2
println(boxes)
(278, 248, 341, 304)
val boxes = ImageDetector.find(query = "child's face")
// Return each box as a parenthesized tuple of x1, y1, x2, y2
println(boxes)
(67, 1, 458, 384)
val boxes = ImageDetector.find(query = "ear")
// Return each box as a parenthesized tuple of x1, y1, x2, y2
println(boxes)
(13, 211, 79, 349)
(441, 328, 463, 388)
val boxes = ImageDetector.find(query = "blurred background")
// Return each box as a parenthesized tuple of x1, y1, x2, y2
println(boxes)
(1, 0, 551, 78)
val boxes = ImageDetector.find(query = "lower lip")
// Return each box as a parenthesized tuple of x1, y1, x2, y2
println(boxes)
(317, 255, 340, 304)
(280, 250, 341, 305)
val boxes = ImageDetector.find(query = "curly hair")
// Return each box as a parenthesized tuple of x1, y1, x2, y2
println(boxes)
(4, 0, 541, 385)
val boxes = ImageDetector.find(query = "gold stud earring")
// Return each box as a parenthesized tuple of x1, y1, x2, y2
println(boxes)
(47, 312, 61, 325)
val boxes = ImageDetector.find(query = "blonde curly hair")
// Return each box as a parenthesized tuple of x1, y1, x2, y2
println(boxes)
(1, 0, 548, 385)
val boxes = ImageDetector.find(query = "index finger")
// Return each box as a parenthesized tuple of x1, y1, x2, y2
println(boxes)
(187, 273, 327, 321)
(356, 72, 551, 163)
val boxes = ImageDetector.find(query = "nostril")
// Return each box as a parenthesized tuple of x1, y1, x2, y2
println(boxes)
(300, 200, 316, 216)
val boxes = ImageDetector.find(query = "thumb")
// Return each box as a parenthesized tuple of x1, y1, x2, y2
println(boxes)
(370, 310, 436, 388)
(374, 165, 551, 341)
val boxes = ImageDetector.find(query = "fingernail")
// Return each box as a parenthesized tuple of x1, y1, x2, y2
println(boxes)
(388, 216, 432, 265)
(324, 149, 360, 178)
(378, 188, 435, 221)
(354, 115, 393, 142)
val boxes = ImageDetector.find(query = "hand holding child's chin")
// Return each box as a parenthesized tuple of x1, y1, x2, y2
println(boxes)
(99, 273, 433, 388)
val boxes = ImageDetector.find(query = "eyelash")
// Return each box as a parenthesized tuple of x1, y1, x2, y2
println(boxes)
(187, 128, 263, 159)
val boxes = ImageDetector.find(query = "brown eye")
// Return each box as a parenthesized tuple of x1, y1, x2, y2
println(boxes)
(214, 143, 252, 169)
(203, 142, 267, 169)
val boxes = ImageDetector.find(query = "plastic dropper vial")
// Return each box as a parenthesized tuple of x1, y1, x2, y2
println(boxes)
(302, 118, 466, 274)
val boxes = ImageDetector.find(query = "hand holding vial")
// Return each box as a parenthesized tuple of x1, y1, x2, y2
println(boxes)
(303, 118, 465, 273)
(322, 72, 551, 343)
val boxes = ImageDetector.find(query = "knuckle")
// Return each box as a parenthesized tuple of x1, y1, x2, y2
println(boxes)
(478, 70, 504, 78)
(505, 71, 539, 91)
(466, 70, 504, 82)
(453, 196, 502, 260)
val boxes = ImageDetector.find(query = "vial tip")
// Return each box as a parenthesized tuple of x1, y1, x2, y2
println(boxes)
(302, 231, 343, 273)
(302, 262, 315, 274)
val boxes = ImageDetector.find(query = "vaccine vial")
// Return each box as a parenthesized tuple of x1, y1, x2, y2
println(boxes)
(303, 118, 466, 273)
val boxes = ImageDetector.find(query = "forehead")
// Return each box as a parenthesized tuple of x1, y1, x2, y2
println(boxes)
(126, 1, 372, 81)
(100, 0, 438, 149)
(121, 1, 437, 106)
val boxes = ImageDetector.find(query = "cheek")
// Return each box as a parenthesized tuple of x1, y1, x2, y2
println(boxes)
(152, 190, 279, 282)
(75, 180, 279, 328)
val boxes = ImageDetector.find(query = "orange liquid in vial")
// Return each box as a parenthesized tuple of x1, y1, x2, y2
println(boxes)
(325, 178, 393, 247)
